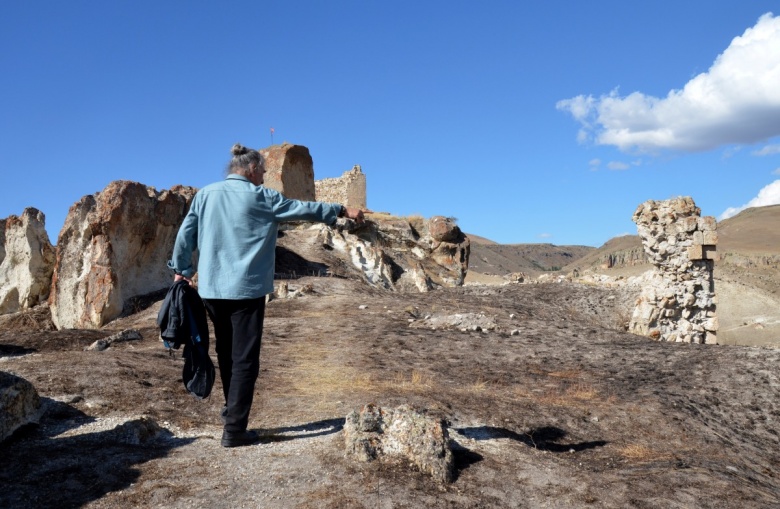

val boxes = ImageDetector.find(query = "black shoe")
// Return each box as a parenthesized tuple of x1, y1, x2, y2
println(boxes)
(221, 429, 260, 448)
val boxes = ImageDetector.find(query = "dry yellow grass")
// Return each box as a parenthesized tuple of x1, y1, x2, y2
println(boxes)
(466, 378, 490, 393)
(617, 443, 673, 462)
(279, 340, 440, 401)
(391, 370, 434, 390)
(512, 379, 612, 410)
(364, 211, 427, 234)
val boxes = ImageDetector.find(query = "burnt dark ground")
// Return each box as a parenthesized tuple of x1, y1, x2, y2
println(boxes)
(1, 278, 779, 508)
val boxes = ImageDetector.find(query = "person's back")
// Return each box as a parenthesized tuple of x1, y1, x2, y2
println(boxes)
(168, 143, 364, 447)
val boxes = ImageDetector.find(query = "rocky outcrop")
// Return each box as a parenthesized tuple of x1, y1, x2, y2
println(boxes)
(49, 181, 197, 329)
(344, 404, 454, 483)
(0, 371, 42, 442)
(314, 214, 470, 291)
(259, 143, 316, 201)
(628, 197, 718, 344)
(0, 208, 55, 315)
(315, 165, 367, 209)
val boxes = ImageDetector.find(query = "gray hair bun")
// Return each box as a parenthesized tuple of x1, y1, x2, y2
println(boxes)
(231, 143, 250, 156)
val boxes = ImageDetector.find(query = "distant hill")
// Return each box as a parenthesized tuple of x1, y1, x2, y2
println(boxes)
(561, 235, 645, 276)
(465, 234, 594, 278)
(718, 204, 780, 255)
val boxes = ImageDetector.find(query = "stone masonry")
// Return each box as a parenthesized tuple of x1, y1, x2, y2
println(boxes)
(314, 165, 367, 209)
(628, 197, 718, 344)
(259, 143, 316, 201)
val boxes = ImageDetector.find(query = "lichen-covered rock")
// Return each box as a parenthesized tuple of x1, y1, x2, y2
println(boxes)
(0, 371, 42, 442)
(49, 181, 197, 329)
(629, 197, 718, 344)
(344, 404, 454, 483)
(0, 208, 55, 315)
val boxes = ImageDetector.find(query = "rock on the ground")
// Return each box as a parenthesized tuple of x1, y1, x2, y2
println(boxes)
(111, 416, 167, 445)
(49, 181, 197, 329)
(344, 403, 454, 483)
(0, 208, 55, 315)
(85, 329, 143, 351)
(0, 371, 42, 442)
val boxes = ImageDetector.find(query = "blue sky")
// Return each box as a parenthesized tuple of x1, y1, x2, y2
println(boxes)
(2, 1, 779, 247)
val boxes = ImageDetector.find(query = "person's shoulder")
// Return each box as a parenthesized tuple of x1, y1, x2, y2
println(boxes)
(198, 180, 228, 192)
(256, 185, 285, 200)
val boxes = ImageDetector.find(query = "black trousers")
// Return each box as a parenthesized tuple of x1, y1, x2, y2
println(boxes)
(202, 297, 266, 432)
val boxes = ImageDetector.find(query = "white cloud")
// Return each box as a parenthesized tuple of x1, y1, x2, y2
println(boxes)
(754, 144, 780, 156)
(538, 233, 553, 239)
(773, 167, 780, 175)
(719, 179, 780, 219)
(557, 13, 780, 153)
(607, 161, 630, 170)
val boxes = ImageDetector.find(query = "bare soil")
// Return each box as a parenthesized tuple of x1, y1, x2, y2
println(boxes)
(1, 277, 779, 508)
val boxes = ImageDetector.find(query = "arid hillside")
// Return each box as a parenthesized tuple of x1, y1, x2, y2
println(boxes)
(1, 275, 779, 508)
(466, 238, 594, 279)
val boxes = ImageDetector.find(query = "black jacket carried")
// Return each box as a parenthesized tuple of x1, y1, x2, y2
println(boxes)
(157, 280, 215, 399)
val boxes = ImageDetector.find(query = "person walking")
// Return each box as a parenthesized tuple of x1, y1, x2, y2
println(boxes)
(168, 143, 364, 447)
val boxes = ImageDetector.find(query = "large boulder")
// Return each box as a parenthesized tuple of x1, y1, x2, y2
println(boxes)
(0, 371, 42, 442)
(259, 143, 316, 201)
(0, 208, 55, 315)
(49, 181, 197, 329)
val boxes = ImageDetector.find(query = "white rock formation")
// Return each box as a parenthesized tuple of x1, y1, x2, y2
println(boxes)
(49, 181, 197, 329)
(0, 208, 55, 315)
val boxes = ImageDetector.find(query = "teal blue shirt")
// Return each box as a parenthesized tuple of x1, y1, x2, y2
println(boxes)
(168, 175, 341, 299)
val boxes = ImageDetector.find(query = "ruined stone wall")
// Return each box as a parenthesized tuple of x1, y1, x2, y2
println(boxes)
(314, 165, 367, 208)
(259, 143, 316, 201)
(628, 197, 718, 344)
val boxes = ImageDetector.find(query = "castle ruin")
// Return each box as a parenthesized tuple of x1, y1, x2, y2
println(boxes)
(315, 165, 367, 209)
(259, 143, 367, 209)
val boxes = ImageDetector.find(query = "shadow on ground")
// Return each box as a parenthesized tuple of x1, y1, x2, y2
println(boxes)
(0, 399, 195, 509)
(455, 425, 608, 452)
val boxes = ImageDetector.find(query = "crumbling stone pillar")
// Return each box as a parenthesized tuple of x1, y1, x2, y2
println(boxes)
(628, 197, 718, 344)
